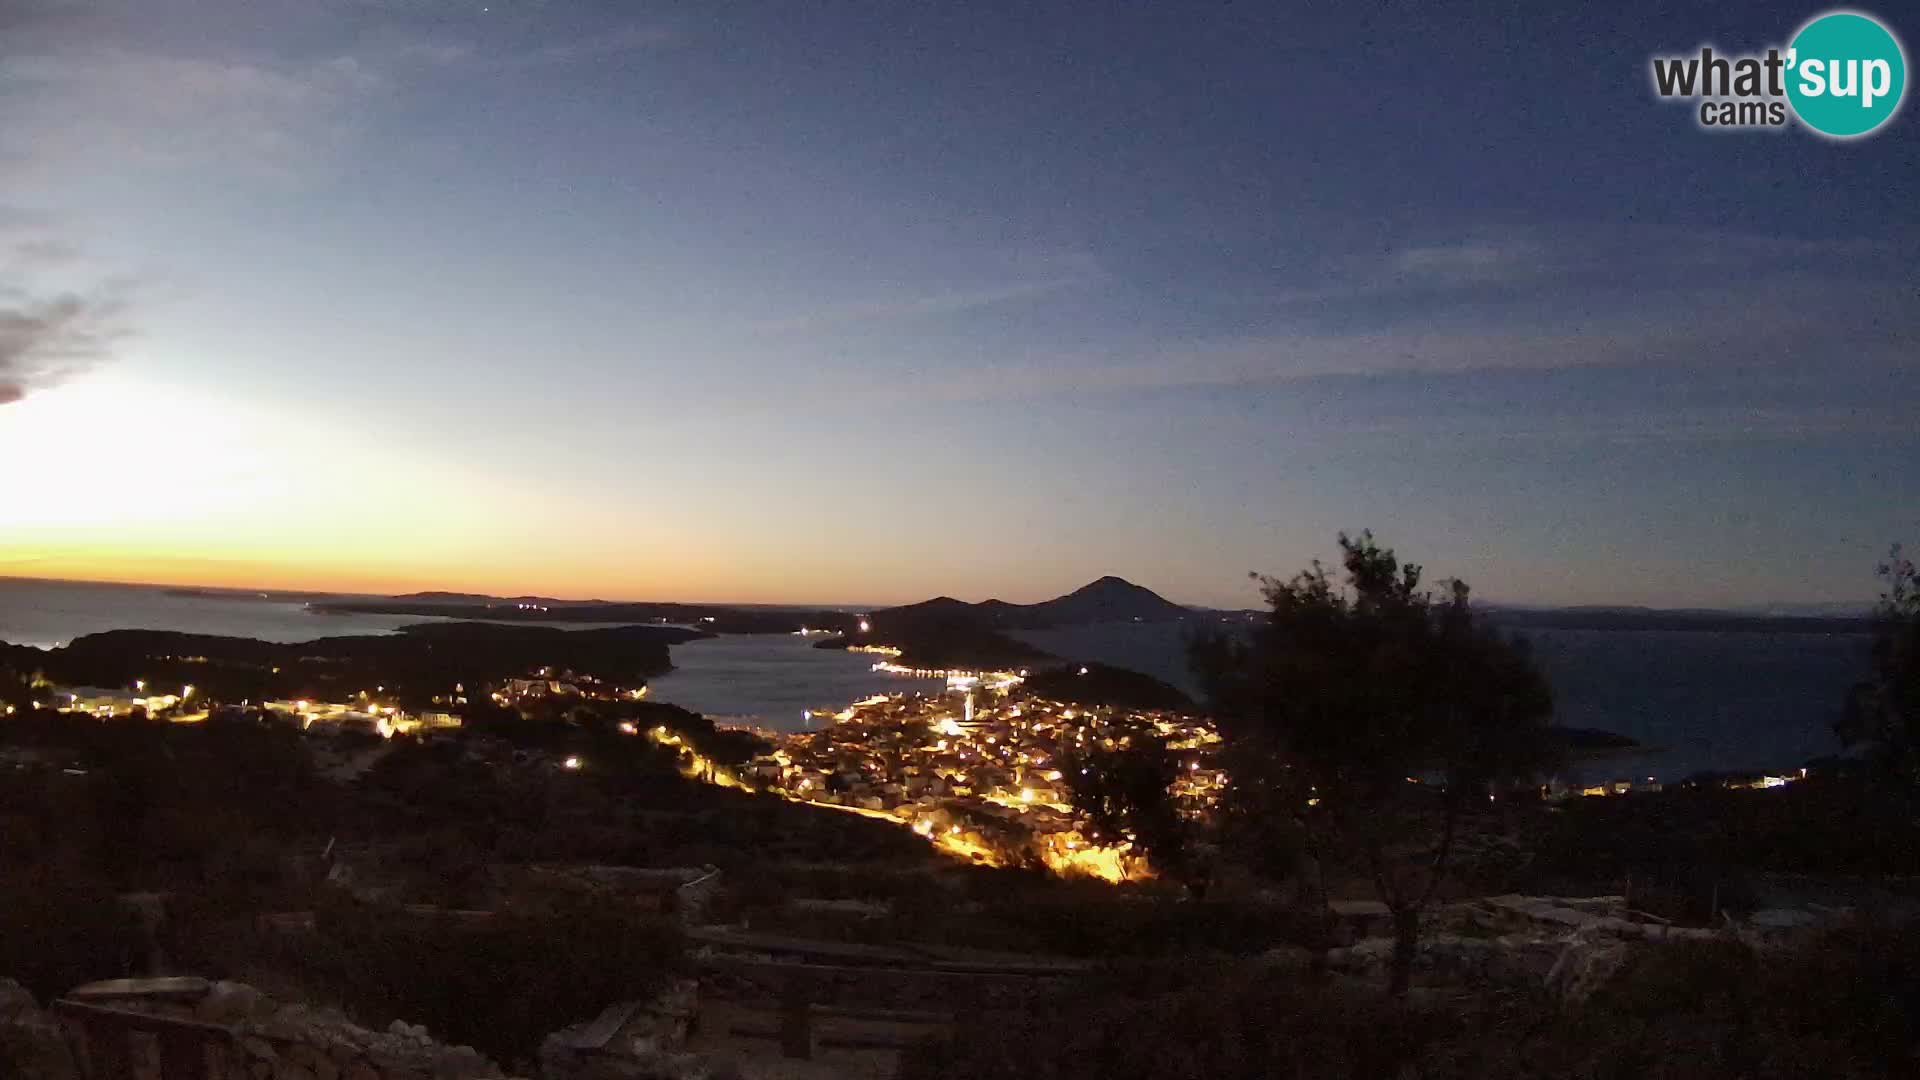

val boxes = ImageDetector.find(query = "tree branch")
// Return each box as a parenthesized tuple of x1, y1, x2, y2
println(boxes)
(1416, 786, 1461, 912)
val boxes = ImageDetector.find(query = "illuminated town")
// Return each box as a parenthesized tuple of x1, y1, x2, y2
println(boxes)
(644, 668, 1229, 883)
(15, 643, 1814, 888)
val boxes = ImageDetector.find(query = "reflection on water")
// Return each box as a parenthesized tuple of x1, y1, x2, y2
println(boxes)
(649, 634, 944, 730)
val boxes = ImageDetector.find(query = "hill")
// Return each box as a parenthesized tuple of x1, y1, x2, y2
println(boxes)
(1019, 662, 1194, 711)
(878, 576, 1189, 631)
(813, 577, 1188, 672)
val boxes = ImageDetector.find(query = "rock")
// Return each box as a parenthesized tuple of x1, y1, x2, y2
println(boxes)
(289, 1042, 329, 1069)
(1486, 935, 1563, 984)
(1747, 908, 1821, 930)
(197, 981, 274, 1024)
(388, 1019, 433, 1043)
(1546, 934, 1632, 1003)
(66, 976, 211, 1004)
(0, 977, 37, 1018)
(1260, 944, 1316, 971)
(430, 1047, 494, 1078)
(0, 1011, 81, 1080)
(345, 1063, 381, 1080)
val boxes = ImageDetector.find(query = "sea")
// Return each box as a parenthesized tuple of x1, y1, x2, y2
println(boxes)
(1014, 621, 1874, 784)
(1, 578, 1874, 782)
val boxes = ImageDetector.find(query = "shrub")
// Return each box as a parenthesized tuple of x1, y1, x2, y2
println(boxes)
(295, 895, 684, 1069)
(900, 925, 1920, 1080)
(0, 882, 142, 1001)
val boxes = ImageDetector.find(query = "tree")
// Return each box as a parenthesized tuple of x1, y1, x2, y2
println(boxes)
(1838, 544, 1920, 784)
(1190, 532, 1554, 995)
(1066, 733, 1206, 894)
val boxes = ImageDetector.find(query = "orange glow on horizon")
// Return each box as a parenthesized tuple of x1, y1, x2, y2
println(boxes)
(0, 371, 1193, 608)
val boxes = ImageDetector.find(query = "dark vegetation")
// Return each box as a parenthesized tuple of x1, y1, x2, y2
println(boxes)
(1020, 662, 1193, 710)
(1188, 533, 1557, 993)
(1063, 729, 1208, 896)
(1838, 545, 1920, 783)
(1513, 774, 1920, 922)
(0, 686, 927, 1062)
(816, 621, 1056, 670)
(901, 925, 1920, 1080)
(4, 540, 1920, 1074)
(284, 897, 684, 1069)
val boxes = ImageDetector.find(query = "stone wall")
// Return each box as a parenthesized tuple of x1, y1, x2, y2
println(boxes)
(53, 977, 514, 1080)
(1, 977, 80, 1080)
(671, 868, 723, 927)
(538, 981, 740, 1080)
(1316, 894, 1733, 1001)
(17, 975, 738, 1080)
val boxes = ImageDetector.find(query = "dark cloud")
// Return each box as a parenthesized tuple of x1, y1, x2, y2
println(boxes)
(0, 209, 128, 403)
(0, 291, 126, 404)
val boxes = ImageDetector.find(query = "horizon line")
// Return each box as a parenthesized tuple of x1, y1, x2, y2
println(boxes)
(0, 571, 1874, 620)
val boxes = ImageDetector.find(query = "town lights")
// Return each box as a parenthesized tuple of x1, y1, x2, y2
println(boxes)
(562, 756, 582, 770)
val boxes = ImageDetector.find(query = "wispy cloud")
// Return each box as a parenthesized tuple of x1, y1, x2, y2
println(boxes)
(0, 46, 382, 181)
(519, 22, 683, 67)
(805, 231, 1919, 420)
(1261, 224, 1919, 317)
(751, 275, 1096, 335)
(1390, 239, 1546, 285)
(748, 250, 1105, 335)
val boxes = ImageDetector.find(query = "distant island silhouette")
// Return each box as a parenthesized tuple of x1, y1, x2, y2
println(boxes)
(815, 576, 1190, 670)
(313, 575, 1193, 641)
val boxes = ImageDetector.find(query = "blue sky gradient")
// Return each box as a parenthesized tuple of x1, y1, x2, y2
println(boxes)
(2, 0, 1915, 607)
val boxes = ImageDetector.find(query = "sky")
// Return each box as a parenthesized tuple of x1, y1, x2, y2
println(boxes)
(1, 0, 1915, 609)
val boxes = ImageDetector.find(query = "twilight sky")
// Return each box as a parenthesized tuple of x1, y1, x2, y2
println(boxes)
(1, 0, 1915, 609)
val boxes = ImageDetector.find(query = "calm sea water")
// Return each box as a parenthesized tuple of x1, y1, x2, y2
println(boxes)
(646, 635, 944, 725)
(2, 580, 1874, 780)
(0, 578, 433, 647)
(1014, 621, 1874, 782)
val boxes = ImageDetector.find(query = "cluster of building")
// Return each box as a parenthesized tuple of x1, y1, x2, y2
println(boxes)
(37, 682, 207, 723)
(491, 667, 648, 704)
(669, 674, 1229, 883)
(261, 696, 462, 738)
(1549, 767, 1811, 799)
(24, 652, 667, 753)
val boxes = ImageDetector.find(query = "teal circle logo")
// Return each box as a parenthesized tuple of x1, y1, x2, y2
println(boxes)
(1786, 11, 1907, 138)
